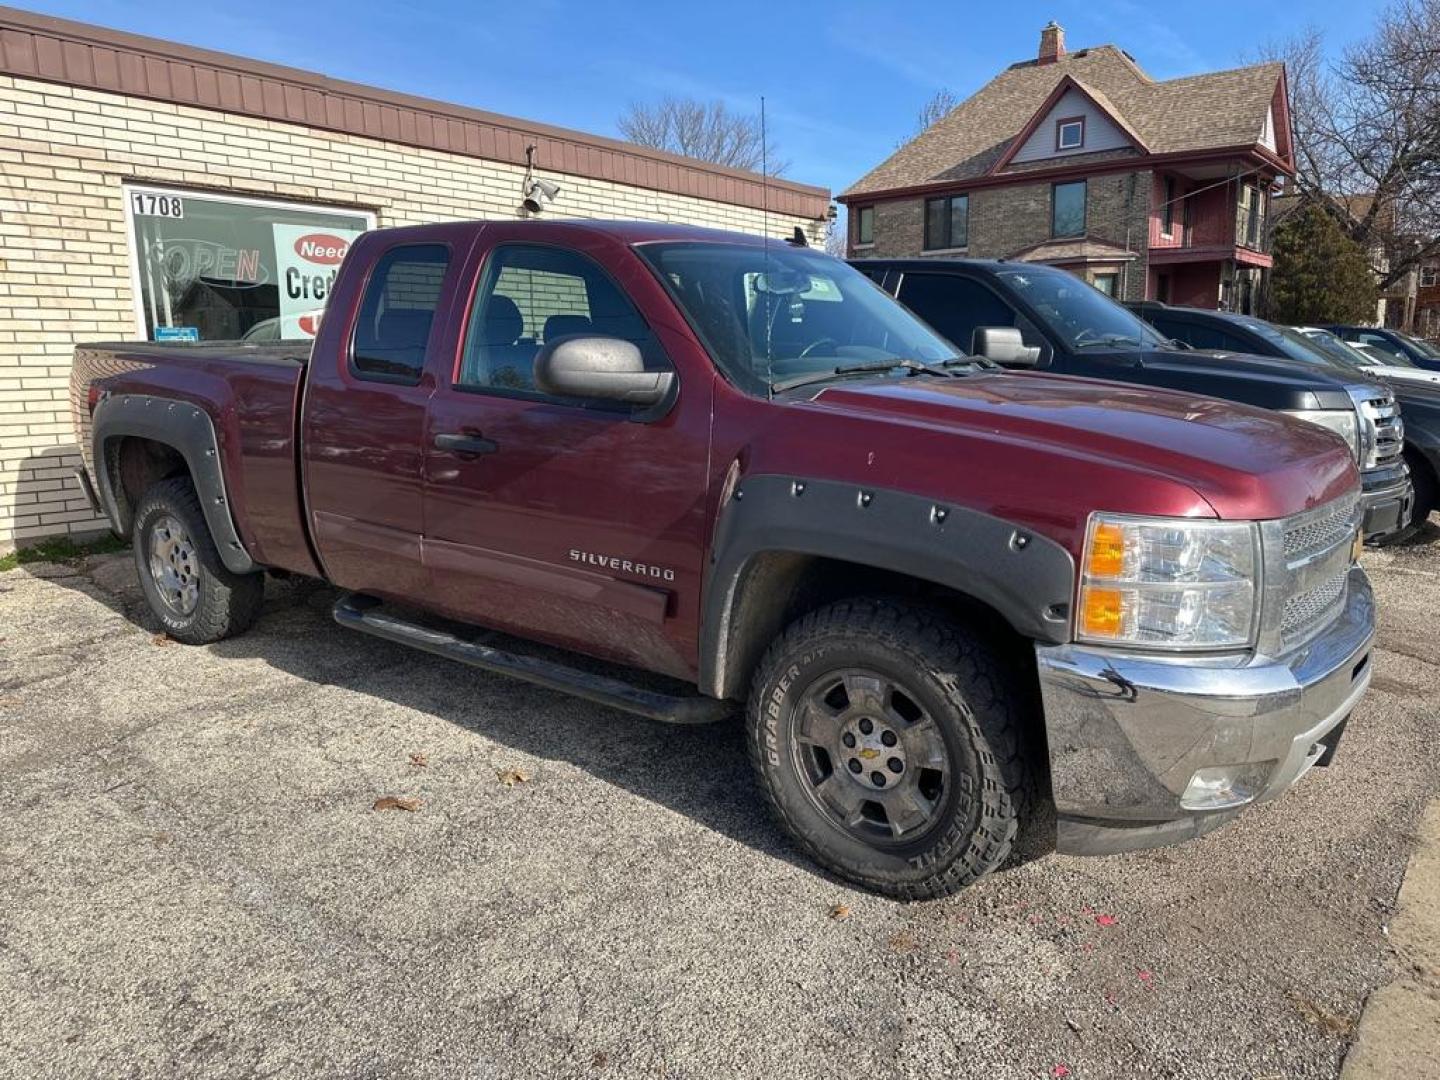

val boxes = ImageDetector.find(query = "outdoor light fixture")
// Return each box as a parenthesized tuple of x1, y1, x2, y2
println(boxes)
(522, 178, 561, 214)
(519, 143, 561, 215)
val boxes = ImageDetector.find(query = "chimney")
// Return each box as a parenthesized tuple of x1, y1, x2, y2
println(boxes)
(1038, 21, 1066, 64)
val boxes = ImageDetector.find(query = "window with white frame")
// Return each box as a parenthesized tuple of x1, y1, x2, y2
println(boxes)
(1056, 118, 1085, 151)
(1421, 265, 1438, 288)
(124, 184, 374, 342)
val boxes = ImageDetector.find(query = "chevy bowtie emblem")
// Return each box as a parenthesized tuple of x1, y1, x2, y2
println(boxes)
(859, 748, 880, 760)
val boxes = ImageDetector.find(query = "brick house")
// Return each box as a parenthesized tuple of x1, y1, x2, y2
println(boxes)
(1419, 259, 1440, 339)
(840, 22, 1295, 310)
(0, 8, 830, 550)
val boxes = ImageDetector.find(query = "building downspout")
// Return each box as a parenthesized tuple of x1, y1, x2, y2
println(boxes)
(1122, 172, 1138, 300)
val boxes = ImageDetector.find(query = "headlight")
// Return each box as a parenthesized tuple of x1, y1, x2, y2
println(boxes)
(1281, 408, 1360, 463)
(1078, 514, 1259, 650)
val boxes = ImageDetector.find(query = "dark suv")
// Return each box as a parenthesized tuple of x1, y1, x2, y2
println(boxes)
(1325, 325, 1440, 373)
(853, 259, 1412, 542)
(1128, 303, 1438, 537)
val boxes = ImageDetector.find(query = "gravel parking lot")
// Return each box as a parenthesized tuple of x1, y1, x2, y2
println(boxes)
(3, 532, 1439, 1080)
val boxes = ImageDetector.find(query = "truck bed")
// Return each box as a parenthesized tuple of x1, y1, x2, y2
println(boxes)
(71, 339, 320, 577)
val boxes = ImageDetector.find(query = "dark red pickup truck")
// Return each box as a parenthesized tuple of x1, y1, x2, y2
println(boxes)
(71, 219, 1375, 898)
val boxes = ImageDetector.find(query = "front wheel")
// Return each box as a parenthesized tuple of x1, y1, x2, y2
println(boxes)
(747, 599, 1034, 900)
(132, 476, 264, 644)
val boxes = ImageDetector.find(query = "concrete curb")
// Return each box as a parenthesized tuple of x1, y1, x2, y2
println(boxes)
(1342, 800, 1440, 1077)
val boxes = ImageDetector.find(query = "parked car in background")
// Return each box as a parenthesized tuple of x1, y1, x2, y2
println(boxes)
(70, 220, 1377, 898)
(1294, 327, 1440, 388)
(1125, 303, 1438, 538)
(1326, 325, 1440, 373)
(852, 259, 1412, 543)
(1352, 341, 1405, 367)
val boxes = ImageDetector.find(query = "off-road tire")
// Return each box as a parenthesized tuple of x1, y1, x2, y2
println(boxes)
(132, 476, 263, 644)
(747, 598, 1035, 900)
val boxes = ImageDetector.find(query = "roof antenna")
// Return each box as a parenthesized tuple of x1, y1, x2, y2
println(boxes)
(761, 95, 773, 402)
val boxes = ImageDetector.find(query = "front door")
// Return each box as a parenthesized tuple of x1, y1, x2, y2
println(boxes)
(420, 240, 711, 679)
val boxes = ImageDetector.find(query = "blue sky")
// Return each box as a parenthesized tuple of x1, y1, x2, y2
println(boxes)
(25, 0, 1387, 200)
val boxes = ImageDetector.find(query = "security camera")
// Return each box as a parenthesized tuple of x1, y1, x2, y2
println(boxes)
(522, 178, 561, 214)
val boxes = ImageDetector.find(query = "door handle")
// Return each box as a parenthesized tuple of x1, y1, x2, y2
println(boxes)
(434, 432, 499, 456)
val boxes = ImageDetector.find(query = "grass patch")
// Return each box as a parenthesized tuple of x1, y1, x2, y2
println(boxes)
(0, 533, 127, 572)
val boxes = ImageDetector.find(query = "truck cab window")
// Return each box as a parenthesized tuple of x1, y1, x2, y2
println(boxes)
(350, 244, 450, 384)
(459, 244, 666, 398)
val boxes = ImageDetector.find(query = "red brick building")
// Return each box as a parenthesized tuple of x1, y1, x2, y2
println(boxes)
(841, 22, 1295, 311)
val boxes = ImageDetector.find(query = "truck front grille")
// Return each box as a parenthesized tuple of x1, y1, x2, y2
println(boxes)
(1260, 494, 1360, 651)
(1281, 567, 1349, 640)
(1283, 497, 1360, 563)
(1352, 387, 1404, 470)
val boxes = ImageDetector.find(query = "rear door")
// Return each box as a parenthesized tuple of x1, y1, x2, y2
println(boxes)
(302, 226, 473, 600)
(419, 235, 712, 679)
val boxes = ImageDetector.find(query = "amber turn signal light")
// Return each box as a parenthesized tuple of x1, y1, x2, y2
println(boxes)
(1080, 587, 1124, 638)
(1086, 521, 1126, 578)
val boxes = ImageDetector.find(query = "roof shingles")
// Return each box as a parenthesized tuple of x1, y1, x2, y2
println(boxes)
(844, 46, 1284, 197)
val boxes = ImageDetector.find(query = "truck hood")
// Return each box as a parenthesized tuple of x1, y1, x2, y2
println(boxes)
(809, 371, 1358, 521)
(1069, 348, 1355, 411)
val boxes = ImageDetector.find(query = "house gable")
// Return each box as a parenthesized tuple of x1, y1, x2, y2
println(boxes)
(1008, 85, 1137, 165)
(988, 75, 1148, 176)
(1260, 104, 1277, 152)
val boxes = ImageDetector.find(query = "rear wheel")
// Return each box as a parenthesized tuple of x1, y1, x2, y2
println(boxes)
(747, 598, 1034, 900)
(132, 477, 263, 644)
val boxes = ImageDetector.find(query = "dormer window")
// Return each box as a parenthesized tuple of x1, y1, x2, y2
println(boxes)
(1056, 117, 1085, 151)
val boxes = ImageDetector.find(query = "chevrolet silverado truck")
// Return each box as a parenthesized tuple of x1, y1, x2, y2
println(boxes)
(852, 259, 1412, 544)
(70, 220, 1375, 899)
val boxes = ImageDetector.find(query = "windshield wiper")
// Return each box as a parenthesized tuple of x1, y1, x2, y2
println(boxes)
(940, 355, 1000, 371)
(1074, 334, 1145, 350)
(773, 357, 965, 393)
(1161, 337, 1192, 351)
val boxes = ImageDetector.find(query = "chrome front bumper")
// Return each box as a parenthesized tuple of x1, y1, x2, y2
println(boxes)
(1037, 565, 1375, 856)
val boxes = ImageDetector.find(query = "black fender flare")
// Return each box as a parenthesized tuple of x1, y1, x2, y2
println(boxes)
(699, 475, 1075, 698)
(91, 393, 257, 575)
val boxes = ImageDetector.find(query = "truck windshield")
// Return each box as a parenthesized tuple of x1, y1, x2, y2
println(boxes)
(636, 242, 960, 396)
(991, 265, 1168, 350)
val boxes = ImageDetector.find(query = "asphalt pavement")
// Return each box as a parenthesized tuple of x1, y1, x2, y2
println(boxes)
(2, 533, 1439, 1079)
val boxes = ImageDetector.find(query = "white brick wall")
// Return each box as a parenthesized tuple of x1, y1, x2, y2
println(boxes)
(0, 73, 826, 550)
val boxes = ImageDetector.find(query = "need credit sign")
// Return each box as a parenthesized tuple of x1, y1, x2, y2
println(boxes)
(272, 223, 365, 337)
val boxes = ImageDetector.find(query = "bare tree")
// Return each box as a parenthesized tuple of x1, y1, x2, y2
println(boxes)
(895, 88, 959, 149)
(1257, 0, 1440, 288)
(822, 215, 847, 257)
(618, 97, 786, 174)
(916, 88, 958, 133)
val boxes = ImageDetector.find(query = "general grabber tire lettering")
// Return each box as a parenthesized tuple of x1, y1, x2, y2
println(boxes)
(132, 476, 264, 645)
(747, 599, 1034, 900)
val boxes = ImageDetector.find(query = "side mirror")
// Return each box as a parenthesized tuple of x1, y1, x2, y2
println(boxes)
(973, 326, 1041, 367)
(534, 336, 675, 407)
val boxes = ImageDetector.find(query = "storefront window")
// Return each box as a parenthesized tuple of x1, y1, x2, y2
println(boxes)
(125, 185, 374, 342)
